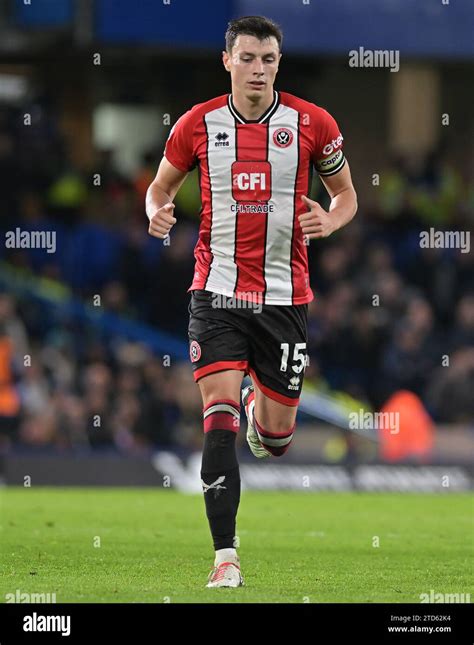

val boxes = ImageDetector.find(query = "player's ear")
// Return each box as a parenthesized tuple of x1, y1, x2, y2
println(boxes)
(222, 50, 231, 73)
(274, 52, 282, 75)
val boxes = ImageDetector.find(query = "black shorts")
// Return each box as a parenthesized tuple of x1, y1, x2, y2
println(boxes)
(188, 290, 308, 406)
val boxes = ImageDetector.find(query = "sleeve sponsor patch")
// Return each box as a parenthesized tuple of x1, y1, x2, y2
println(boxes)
(310, 106, 346, 177)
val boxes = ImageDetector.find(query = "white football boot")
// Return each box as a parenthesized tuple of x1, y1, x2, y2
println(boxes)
(241, 384, 271, 458)
(206, 560, 244, 588)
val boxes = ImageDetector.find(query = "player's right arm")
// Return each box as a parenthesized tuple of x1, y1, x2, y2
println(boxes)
(146, 107, 197, 239)
(146, 158, 188, 239)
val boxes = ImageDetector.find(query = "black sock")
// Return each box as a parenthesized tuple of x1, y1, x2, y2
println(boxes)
(201, 428, 241, 551)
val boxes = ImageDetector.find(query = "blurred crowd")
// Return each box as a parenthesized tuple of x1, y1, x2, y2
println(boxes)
(0, 103, 473, 454)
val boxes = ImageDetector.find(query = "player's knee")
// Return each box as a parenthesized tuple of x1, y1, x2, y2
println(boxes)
(203, 399, 241, 434)
(255, 419, 296, 457)
(201, 399, 241, 472)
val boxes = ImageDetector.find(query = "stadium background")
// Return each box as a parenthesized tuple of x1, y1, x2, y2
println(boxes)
(0, 0, 473, 494)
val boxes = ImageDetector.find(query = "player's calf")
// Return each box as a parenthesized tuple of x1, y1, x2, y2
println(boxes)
(200, 399, 242, 579)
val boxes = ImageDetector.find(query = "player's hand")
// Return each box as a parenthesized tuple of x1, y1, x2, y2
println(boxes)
(148, 202, 177, 239)
(299, 195, 335, 240)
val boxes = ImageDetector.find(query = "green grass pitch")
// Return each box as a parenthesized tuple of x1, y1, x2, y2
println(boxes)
(1, 488, 472, 603)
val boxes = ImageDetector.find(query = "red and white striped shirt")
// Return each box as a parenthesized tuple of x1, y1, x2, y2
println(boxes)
(164, 90, 345, 305)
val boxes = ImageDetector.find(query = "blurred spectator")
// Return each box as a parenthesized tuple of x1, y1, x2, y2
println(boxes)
(450, 294, 474, 350)
(147, 224, 197, 336)
(426, 349, 474, 423)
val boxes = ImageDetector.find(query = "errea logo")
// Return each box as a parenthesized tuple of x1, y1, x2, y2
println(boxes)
(215, 132, 230, 147)
(288, 375, 300, 390)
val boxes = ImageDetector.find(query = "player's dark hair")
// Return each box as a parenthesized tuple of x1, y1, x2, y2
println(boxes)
(225, 15, 283, 53)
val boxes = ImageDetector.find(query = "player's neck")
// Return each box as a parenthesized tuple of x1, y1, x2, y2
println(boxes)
(230, 88, 275, 122)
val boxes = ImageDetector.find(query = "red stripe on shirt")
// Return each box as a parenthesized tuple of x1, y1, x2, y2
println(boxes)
(290, 114, 310, 304)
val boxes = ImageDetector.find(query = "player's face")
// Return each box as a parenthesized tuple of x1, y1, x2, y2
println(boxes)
(223, 35, 281, 100)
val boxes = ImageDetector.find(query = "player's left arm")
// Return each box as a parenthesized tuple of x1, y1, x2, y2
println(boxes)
(299, 161, 357, 239)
